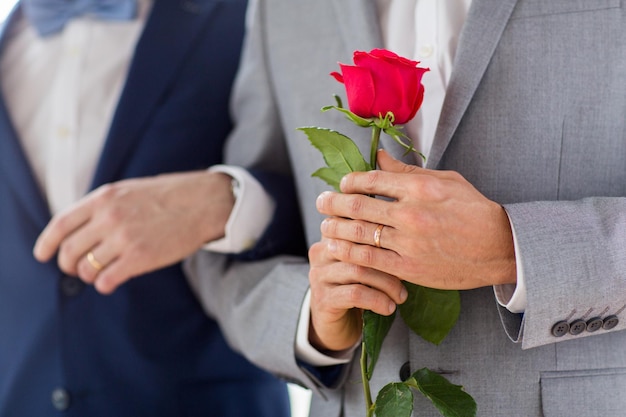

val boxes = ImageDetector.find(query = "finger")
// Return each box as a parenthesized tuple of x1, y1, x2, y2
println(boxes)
(377, 149, 462, 181)
(340, 157, 460, 200)
(76, 246, 118, 285)
(326, 282, 399, 316)
(55, 221, 103, 275)
(34, 203, 92, 262)
(93, 261, 134, 295)
(321, 217, 396, 251)
(376, 149, 421, 174)
(316, 191, 390, 225)
(92, 247, 168, 295)
(326, 238, 407, 284)
(310, 265, 402, 316)
(310, 252, 407, 306)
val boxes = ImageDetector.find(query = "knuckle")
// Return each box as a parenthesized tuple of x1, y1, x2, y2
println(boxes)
(346, 285, 364, 305)
(347, 195, 365, 215)
(57, 255, 75, 275)
(94, 183, 117, 202)
(51, 213, 71, 234)
(361, 171, 381, 193)
(58, 240, 77, 261)
(356, 246, 375, 266)
(351, 222, 367, 241)
(447, 170, 464, 181)
(346, 262, 367, 278)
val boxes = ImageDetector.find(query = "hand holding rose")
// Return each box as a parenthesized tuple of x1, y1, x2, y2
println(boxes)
(308, 235, 408, 352)
(314, 150, 517, 293)
(305, 50, 478, 416)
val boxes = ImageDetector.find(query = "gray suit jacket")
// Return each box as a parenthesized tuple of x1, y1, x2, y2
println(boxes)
(186, 0, 626, 415)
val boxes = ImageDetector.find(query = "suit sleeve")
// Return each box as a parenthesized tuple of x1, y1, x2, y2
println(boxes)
(499, 197, 626, 349)
(184, 0, 349, 399)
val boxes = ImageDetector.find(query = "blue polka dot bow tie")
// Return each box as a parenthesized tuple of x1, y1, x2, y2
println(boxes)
(22, 0, 138, 37)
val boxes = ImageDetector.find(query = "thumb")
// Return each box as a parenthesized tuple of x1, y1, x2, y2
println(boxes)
(377, 149, 422, 174)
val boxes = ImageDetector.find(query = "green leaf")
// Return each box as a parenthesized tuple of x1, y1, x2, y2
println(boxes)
(311, 167, 343, 191)
(363, 310, 396, 380)
(409, 368, 477, 417)
(399, 283, 460, 345)
(374, 382, 414, 417)
(299, 127, 371, 191)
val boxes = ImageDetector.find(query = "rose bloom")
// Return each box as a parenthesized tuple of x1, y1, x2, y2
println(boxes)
(331, 49, 429, 125)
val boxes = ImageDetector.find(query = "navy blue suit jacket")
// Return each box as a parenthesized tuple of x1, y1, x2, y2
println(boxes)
(0, 1, 298, 416)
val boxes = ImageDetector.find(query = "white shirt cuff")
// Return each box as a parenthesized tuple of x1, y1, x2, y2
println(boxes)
(203, 165, 275, 254)
(494, 212, 527, 313)
(295, 289, 357, 366)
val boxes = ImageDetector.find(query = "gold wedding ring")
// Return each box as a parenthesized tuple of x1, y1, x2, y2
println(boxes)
(86, 251, 105, 271)
(373, 224, 384, 248)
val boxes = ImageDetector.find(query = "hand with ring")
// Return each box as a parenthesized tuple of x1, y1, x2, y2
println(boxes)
(33, 171, 236, 294)
(314, 149, 517, 291)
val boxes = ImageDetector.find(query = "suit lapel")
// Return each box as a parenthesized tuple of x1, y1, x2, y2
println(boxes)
(330, 0, 382, 55)
(90, 0, 221, 188)
(426, 0, 519, 169)
(329, 0, 520, 169)
(0, 5, 50, 228)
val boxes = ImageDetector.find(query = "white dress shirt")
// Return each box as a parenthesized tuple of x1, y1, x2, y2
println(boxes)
(0, 0, 272, 253)
(296, 0, 527, 366)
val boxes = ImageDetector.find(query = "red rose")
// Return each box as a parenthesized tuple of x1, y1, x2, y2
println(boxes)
(331, 49, 429, 125)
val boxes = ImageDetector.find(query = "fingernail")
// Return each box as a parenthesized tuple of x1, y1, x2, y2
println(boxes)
(327, 239, 337, 252)
(320, 218, 330, 233)
(400, 286, 408, 303)
(316, 192, 329, 208)
(388, 301, 397, 315)
(340, 175, 349, 190)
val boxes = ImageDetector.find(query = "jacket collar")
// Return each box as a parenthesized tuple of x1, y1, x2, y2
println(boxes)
(90, 0, 222, 187)
(427, 0, 519, 169)
(0, 5, 50, 228)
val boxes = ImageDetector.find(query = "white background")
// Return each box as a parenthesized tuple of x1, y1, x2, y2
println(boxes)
(0, 2, 311, 416)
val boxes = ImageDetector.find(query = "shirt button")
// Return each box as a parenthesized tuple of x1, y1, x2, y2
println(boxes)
(51, 388, 71, 411)
(418, 44, 434, 58)
(67, 45, 81, 57)
(60, 276, 85, 297)
(399, 361, 411, 381)
(56, 126, 71, 140)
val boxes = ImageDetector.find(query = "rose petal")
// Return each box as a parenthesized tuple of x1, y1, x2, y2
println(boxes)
(339, 64, 376, 118)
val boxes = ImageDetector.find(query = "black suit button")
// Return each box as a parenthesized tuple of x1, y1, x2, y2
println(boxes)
(602, 315, 619, 330)
(568, 319, 586, 335)
(551, 320, 569, 337)
(60, 276, 85, 297)
(51, 388, 71, 411)
(399, 361, 411, 381)
(586, 317, 603, 333)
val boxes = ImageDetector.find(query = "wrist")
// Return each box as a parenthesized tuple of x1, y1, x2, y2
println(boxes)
(198, 172, 236, 243)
